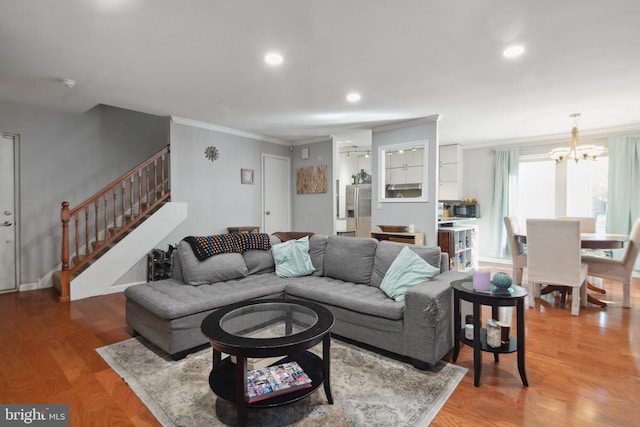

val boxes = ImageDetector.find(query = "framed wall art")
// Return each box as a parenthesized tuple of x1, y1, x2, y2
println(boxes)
(296, 164, 327, 194)
(241, 168, 254, 184)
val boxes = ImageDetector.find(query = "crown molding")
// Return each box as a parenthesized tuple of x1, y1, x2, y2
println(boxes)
(463, 122, 640, 150)
(291, 135, 333, 146)
(170, 116, 289, 145)
(372, 115, 440, 133)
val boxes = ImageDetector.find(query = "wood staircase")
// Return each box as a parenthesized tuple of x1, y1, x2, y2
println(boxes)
(53, 145, 171, 302)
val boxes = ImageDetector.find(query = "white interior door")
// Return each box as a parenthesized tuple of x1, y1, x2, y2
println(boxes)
(1, 134, 17, 292)
(262, 154, 291, 234)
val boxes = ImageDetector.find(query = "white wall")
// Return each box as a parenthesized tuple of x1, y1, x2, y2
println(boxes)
(372, 118, 439, 246)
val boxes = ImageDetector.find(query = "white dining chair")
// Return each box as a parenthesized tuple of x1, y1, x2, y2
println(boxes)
(526, 218, 588, 316)
(504, 216, 527, 285)
(559, 216, 607, 293)
(581, 218, 640, 309)
(558, 216, 596, 233)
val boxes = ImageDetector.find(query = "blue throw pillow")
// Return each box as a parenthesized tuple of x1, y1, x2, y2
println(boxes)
(380, 246, 440, 301)
(271, 236, 316, 278)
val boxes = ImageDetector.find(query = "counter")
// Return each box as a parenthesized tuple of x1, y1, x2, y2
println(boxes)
(438, 217, 478, 227)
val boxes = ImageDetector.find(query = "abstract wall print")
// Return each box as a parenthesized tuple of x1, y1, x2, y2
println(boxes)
(296, 165, 327, 194)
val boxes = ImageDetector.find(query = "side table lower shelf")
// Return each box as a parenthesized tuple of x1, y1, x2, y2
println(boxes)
(459, 328, 517, 353)
(209, 351, 324, 408)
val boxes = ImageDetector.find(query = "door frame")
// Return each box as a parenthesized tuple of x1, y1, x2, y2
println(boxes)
(261, 153, 291, 233)
(1, 133, 20, 292)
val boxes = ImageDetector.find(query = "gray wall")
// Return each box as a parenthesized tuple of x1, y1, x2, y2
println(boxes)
(0, 100, 169, 285)
(160, 121, 291, 245)
(372, 120, 439, 246)
(291, 139, 334, 235)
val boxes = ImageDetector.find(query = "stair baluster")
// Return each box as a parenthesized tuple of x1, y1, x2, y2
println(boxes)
(57, 145, 171, 302)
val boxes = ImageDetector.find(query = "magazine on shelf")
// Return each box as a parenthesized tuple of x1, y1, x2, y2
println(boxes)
(229, 355, 286, 370)
(246, 361, 312, 403)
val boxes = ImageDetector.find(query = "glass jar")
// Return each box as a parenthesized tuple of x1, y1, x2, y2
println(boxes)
(486, 319, 501, 348)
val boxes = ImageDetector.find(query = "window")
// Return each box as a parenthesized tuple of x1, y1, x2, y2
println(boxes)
(516, 158, 556, 229)
(566, 158, 608, 232)
(516, 155, 608, 231)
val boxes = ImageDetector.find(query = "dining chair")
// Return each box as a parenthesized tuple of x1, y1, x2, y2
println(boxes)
(558, 216, 596, 233)
(526, 218, 588, 316)
(581, 218, 640, 308)
(504, 216, 527, 285)
(559, 216, 607, 293)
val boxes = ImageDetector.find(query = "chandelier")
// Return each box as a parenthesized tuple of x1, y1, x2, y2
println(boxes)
(548, 113, 605, 163)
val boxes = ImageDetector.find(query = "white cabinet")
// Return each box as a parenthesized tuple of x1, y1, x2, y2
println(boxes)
(438, 225, 478, 272)
(386, 148, 424, 184)
(439, 144, 463, 200)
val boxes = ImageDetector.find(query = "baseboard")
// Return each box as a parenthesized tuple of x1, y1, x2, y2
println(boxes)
(103, 281, 145, 295)
(479, 256, 511, 265)
(19, 282, 51, 292)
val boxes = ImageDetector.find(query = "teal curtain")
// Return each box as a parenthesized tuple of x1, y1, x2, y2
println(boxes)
(607, 135, 640, 270)
(489, 147, 520, 258)
(606, 135, 640, 234)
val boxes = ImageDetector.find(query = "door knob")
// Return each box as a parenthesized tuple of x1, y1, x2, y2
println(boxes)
(3, 221, 12, 226)
(265, 211, 271, 215)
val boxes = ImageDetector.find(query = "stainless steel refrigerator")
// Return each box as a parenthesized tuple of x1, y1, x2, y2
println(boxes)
(345, 184, 372, 238)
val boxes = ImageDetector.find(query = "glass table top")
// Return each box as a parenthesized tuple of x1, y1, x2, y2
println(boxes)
(220, 302, 319, 339)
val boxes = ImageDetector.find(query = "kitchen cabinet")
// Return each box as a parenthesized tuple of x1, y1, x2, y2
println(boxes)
(439, 144, 463, 200)
(386, 148, 424, 184)
(438, 224, 478, 272)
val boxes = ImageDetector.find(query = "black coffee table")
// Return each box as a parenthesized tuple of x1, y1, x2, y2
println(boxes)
(451, 278, 529, 387)
(201, 299, 335, 426)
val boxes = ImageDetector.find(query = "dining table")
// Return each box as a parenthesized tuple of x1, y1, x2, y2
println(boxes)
(515, 232, 629, 307)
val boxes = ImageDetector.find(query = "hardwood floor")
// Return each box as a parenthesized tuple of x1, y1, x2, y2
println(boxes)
(1, 271, 638, 426)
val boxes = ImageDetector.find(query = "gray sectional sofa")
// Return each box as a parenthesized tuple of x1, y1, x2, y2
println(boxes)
(124, 234, 468, 368)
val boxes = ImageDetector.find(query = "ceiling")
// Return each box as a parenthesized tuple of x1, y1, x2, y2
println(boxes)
(2, 0, 640, 148)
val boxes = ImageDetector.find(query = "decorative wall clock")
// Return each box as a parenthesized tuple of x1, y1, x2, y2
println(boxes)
(205, 146, 219, 161)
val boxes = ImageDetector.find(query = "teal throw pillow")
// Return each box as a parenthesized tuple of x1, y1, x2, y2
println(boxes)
(380, 246, 440, 302)
(271, 236, 316, 278)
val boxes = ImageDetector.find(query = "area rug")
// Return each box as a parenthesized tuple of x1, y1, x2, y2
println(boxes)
(97, 337, 466, 426)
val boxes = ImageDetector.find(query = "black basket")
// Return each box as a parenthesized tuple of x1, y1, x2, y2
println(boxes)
(147, 244, 175, 282)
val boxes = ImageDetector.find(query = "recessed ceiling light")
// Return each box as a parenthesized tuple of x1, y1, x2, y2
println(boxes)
(346, 92, 361, 103)
(503, 45, 525, 58)
(61, 78, 77, 88)
(264, 52, 284, 66)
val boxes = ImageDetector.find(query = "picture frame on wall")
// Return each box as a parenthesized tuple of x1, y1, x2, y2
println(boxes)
(241, 168, 254, 185)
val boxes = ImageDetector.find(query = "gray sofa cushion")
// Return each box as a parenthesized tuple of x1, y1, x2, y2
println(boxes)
(323, 235, 378, 284)
(125, 274, 289, 319)
(370, 241, 442, 288)
(242, 250, 275, 275)
(178, 241, 248, 285)
(309, 235, 328, 276)
(285, 276, 404, 320)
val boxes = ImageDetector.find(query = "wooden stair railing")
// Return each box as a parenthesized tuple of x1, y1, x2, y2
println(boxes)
(58, 145, 171, 302)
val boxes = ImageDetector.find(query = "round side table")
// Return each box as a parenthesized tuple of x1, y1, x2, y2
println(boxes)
(451, 278, 529, 387)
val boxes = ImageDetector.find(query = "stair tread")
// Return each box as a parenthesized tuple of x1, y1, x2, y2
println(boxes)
(62, 199, 170, 286)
